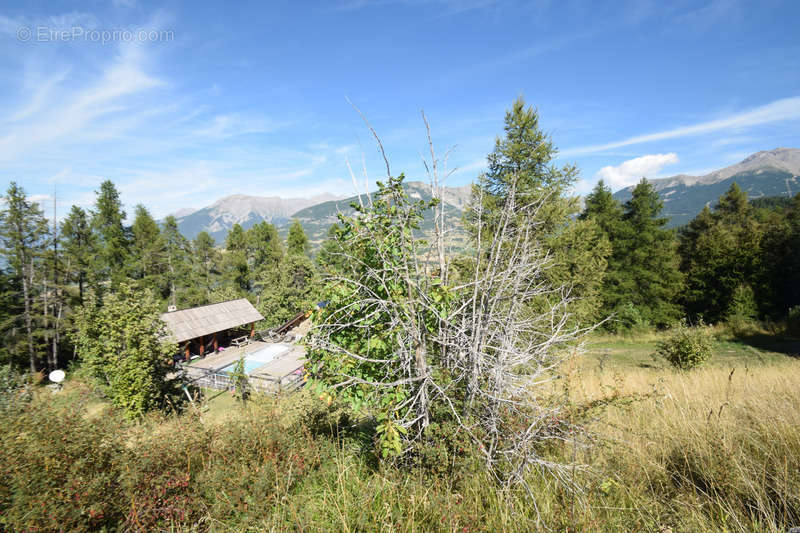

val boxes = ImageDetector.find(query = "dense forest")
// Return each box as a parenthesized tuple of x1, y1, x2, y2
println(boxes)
(0, 180, 319, 374)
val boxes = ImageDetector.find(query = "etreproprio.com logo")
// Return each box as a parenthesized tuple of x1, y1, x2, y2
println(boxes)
(17, 25, 174, 44)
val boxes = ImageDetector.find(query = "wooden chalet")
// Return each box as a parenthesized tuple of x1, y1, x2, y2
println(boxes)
(160, 299, 264, 362)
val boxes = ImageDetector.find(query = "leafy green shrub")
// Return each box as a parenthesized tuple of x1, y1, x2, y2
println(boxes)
(725, 315, 763, 338)
(228, 356, 249, 402)
(726, 284, 758, 320)
(656, 320, 714, 370)
(71, 282, 179, 417)
(406, 408, 479, 481)
(605, 302, 650, 333)
(724, 284, 762, 337)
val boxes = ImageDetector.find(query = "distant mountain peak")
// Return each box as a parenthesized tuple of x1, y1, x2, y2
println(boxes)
(172, 181, 472, 244)
(173, 191, 345, 242)
(742, 147, 796, 162)
(613, 147, 800, 227)
(169, 207, 197, 218)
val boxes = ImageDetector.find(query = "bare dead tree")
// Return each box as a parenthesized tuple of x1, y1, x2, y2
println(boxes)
(306, 113, 594, 511)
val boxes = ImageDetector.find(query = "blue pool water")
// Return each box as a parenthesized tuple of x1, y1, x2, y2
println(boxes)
(224, 344, 290, 375)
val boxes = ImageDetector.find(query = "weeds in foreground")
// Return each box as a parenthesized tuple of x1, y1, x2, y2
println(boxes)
(1, 358, 799, 531)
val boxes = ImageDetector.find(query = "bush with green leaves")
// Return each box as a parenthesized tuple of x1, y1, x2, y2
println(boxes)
(229, 356, 249, 402)
(71, 282, 178, 417)
(606, 302, 650, 333)
(656, 320, 714, 370)
(727, 284, 758, 320)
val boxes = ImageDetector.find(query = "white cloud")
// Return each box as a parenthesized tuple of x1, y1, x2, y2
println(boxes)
(562, 96, 800, 156)
(28, 194, 53, 205)
(596, 152, 679, 190)
(0, 43, 164, 161)
(451, 157, 486, 176)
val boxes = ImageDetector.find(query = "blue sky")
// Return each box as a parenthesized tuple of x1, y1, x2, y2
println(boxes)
(1, 0, 799, 218)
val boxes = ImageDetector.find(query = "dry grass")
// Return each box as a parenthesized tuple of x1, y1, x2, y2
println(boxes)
(15, 329, 800, 531)
(561, 354, 800, 531)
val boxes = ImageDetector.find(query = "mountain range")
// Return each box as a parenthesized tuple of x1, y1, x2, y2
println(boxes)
(172, 182, 472, 245)
(170, 148, 799, 245)
(172, 192, 342, 242)
(613, 148, 800, 227)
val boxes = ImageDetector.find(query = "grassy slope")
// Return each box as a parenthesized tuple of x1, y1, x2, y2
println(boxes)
(196, 329, 800, 531)
(5, 329, 800, 532)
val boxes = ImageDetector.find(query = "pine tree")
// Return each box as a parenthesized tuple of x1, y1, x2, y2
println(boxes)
(316, 223, 347, 274)
(467, 97, 608, 324)
(679, 183, 764, 321)
(225, 223, 247, 251)
(287, 220, 310, 256)
(192, 231, 219, 302)
(247, 222, 285, 299)
(774, 194, 800, 314)
(468, 97, 579, 233)
(41, 198, 67, 372)
(224, 224, 249, 294)
(0, 182, 49, 372)
(60, 206, 94, 305)
(91, 180, 129, 290)
(580, 180, 623, 235)
(162, 216, 190, 308)
(0, 268, 24, 367)
(247, 221, 284, 272)
(258, 253, 318, 327)
(130, 205, 166, 294)
(607, 179, 683, 327)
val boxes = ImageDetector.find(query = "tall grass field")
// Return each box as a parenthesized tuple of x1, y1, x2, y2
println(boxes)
(1, 327, 798, 532)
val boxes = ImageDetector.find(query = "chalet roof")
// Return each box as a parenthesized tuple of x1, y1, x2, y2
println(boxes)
(160, 299, 264, 343)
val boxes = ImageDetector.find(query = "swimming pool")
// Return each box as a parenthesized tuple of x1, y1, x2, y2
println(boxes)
(224, 344, 290, 375)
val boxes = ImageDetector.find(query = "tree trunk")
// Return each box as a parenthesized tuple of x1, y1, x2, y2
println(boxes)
(22, 258, 35, 373)
(78, 272, 84, 305)
(414, 340, 429, 428)
(168, 250, 176, 308)
(43, 271, 50, 371)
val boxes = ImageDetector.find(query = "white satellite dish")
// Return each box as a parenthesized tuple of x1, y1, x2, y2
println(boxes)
(48, 369, 65, 384)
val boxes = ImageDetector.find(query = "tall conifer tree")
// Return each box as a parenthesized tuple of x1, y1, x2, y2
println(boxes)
(60, 205, 94, 305)
(679, 183, 764, 321)
(467, 97, 609, 324)
(0, 182, 49, 371)
(287, 220, 310, 256)
(605, 179, 683, 327)
(91, 180, 129, 290)
(131, 205, 166, 294)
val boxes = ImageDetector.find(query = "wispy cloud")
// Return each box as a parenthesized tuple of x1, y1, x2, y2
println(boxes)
(675, 0, 740, 31)
(595, 152, 679, 190)
(562, 96, 800, 156)
(0, 42, 165, 161)
(192, 113, 288, 139)
(332, 0, 499, 15)
(451, 157, 486, 176)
